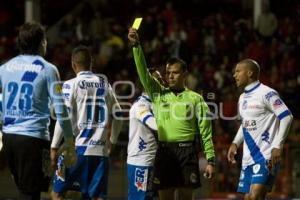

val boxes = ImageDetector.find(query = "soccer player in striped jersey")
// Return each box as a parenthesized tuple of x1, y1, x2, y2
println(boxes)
(0, 22, 76, 200)
(127, 69, 165, 200)
(51, 45, 123, 200)
(227, 59, 293, 200)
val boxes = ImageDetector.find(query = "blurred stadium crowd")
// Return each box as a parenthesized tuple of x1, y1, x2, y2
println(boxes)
(1, 0, 300, 197)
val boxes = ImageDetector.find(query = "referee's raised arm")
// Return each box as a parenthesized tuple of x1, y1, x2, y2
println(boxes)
(128, 28, 162, 100)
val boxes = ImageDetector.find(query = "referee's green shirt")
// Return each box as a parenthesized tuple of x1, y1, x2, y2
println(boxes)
(133, 45, 215, 160)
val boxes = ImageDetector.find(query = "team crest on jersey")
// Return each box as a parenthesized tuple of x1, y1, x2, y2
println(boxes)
(253, 164, 261, 174)
(273, 99, 283, 109)
(135, 168, 148, 191)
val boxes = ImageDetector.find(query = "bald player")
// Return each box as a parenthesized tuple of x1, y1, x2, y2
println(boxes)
(227, 59, 293, 200)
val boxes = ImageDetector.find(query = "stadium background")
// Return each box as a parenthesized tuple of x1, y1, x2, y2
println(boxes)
(0, 0, 300, 199)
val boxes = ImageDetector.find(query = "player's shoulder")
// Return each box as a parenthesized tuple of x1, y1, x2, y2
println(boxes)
(39, 57, 59, 74)
(62, 78, 76, 90)
(259, 83, 279, 99)
(134, 95, 151, 107)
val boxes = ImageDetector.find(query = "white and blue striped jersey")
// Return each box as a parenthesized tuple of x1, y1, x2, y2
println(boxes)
(127, 94, 158, 166)
(0, 55, 72, 140)
(234, 81, 292, 167)
(52, 71, 121, 156)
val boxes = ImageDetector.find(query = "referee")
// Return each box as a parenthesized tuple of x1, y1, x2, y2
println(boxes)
(128, 28, 215, 200)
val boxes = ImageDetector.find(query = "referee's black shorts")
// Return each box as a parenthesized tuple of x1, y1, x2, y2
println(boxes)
(153, 142, 201, 190)
(2, 133, 51, 193)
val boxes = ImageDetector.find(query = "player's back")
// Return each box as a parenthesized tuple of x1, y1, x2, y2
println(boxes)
(0, 55, 59, 140)
(66, 71, 115, 156)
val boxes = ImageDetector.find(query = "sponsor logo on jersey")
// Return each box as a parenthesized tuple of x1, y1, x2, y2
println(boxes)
(6, 62, 43, 72)
(78, 80, 105, 89)
(265, 91, 277, 101)
(247, 104, 261, 109)
(273, 99, 283, 109)
(261, 131, 270, 144)
(135, 168, 148, 191)
(89, 139, 106, 146)
(138, 137, 147, 152)
(243, 120, 257, 131)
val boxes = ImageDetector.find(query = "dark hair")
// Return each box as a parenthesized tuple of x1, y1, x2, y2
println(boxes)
(17, 22, 46, 55)
(72, 45, 92, 69)
(166, 57, 187, 72)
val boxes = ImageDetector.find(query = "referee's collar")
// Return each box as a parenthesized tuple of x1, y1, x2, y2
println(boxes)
(77, 71, 93, 76)
(244, 81, 260, 93)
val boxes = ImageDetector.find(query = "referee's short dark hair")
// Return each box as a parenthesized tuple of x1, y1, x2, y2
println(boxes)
(166, 57, 187, 72)
(17, 22, 46, 55)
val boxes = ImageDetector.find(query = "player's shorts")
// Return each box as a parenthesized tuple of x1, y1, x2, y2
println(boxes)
(153, 142, 201, 190)
(53, 154, 108, 199)
(2, 133, 51, 193)
(237, 159, 279, 193)
(127, 164, 158, 200)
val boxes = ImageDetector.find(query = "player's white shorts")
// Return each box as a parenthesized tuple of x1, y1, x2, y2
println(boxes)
(127, 164, 157, 200)
(53, 154, 108, 199)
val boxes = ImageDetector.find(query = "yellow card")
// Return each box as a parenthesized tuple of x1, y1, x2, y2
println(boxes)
(132, 18, 143, 30)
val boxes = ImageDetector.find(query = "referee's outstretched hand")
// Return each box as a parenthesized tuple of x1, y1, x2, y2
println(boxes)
(128, 28, 139, 47)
